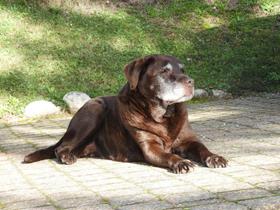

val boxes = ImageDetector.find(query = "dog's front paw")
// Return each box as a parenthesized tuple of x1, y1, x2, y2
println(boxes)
(171, 159, 195, 174)
(60, 152, 77, 165)
(205, 154, 228, 168)
(55, 148, 77, 165)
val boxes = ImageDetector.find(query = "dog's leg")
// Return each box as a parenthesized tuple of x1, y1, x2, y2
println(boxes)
(172, 137, 228, 168)
(137, 133, 195, 173)
(55, 98, 105, 164)
(73, 141, 99, 158)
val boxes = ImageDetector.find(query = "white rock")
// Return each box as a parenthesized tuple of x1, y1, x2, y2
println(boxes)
(24, 100, 60, 118)
(63, 91, 91, 113)
(212, 89, 228, 98)
(194, 89, 209, 98)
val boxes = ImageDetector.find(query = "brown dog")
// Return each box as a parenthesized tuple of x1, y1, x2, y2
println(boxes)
(24, 55, 227, 173)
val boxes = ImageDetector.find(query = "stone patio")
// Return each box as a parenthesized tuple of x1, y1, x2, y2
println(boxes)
(0, 94, 279, 210)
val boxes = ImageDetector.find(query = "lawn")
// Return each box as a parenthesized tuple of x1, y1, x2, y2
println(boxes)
(0, 0, 279, 117)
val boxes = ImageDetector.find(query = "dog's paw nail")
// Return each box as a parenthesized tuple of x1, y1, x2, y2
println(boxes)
(172, 159, 195, 174)
(205, 154, 228, 168)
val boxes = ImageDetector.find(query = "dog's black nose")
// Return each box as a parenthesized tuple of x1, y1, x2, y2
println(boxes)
(187, 78, 194, 85)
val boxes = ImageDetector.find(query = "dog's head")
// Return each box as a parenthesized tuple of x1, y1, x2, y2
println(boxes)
(124, 55, 194, 105)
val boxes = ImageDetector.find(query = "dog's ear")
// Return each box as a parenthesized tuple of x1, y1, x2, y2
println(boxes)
(124, 56, 155, 90)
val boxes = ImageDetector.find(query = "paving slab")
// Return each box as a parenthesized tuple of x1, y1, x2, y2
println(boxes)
(0, 94, 279, 209)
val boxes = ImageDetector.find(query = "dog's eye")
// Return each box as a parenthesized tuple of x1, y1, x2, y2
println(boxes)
(160, 68, 171, 74)
(178, 63, 185, 73)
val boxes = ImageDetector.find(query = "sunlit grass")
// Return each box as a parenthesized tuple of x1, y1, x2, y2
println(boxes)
(0, 0, 279, 118)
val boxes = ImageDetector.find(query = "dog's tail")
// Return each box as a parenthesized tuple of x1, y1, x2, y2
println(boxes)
(23, 141, 61, 163)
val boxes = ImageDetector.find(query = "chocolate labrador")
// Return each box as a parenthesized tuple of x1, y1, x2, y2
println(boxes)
(23, 55, 227, 173)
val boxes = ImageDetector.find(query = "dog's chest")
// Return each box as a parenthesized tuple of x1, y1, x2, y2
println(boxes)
(129, 111, 185, 143)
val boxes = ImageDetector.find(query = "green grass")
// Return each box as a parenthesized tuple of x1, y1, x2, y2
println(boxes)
(0, 0, 279, 117)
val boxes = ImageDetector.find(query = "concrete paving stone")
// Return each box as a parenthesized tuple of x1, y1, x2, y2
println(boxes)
(203, 182, 253, 193)
(149, 185, 203, 195)
(234, 155, 280, 166)
(48, 190, 100, 203)
(239, 195, 280, 210)
(161, 191, 216, 205)
(0, 184, 32, 193)
(226, 168, 277, 178)
(256, 181, 280, 192)
(219, 188, 273, 201)
(244, 96, 280, 106)
(3, 146, 33, 153)
(121, 174, 171, 184)
(58, 162, 98, 171)
(110, 165, 151, 174)
(2, 198, 53, 210)
(0, 123, 6, 128)
(222, 150, 262, 159)
(193, 120, 248, 131)
(261, 149, 280, 156)
(108, 193, 157, 206)
(138, 179, 184, 190)
(7, 155, 32, 162)
(67, 204, 114, 210)
(256, 115, 280, 125)
(54, 163, 101, 172)
(220, 117, 279, 132)
(178, 198, 222, 208)
(119, 171, 170, 183)
(211, 164, 255, 174)
(75, 167, 95, 175)
(32, 123, 64, 128)
(190, 202, 248, 210)
(188, 173, 238, 186)
(9, 124, 34, 131)
(95, 183, 144, 194)
(204, 130, 273, 143)
(32, 178, 76, 187)
(43, 186, 86, 195)
(30, 138, 58, 144)
(78, 174, 121, 183)
(242, 174, 280, 185)
(117, 200, 173, 210)
(0, 128, 16, 137)
(257, 163, 280, 171)
(273, 154, 280, 159)
(98, 187, 147, 198)
(19, 206, 57, 210)
(233, 98, 279, 109)
(0, 138, 26, 145)
(0, 155, 9, 161)
(57, 196, 103, 208)
(1, 177, 27, 187)
(0, 185, 33, 194)
(48, 117, 71, 123)
(189, 111, 241, 123)
(258, 124, 280, 134)
(1, 189, 45, 204)
(33, 127, 65, 135)
(237, 144, 280, 157)
(20, 167, 59, 176)
(85, 179, 135, 190)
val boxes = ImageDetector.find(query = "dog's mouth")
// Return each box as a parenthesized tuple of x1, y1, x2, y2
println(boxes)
(163, 87, 194, 105)
(155, 81, 194, 105)
(165, 94, 194, 105)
